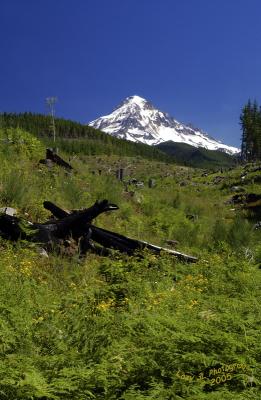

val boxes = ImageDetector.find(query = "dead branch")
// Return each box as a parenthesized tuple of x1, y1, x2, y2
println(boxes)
(0, 200, 197, 263)
(43, 201, 198, 262)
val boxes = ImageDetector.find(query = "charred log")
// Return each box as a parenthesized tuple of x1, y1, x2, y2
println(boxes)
(88, 225, 197, 262)
(43, 202, 197, 262)
(0, 200, 198, 263)
(0, 214, 27, 241)
(43, 200, 119, 239)
(43, 201, 69, 219)
(45, 148, 73, 170)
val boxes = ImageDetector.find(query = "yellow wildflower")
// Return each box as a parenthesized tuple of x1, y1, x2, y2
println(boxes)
(32, 316, 44, 324)
(19, 260, 34, 276)
(188, 299, 199, 309)
(97, 299, 115, 311)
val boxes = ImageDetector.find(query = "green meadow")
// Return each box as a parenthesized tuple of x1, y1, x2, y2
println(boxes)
(0, 127, 260, 399)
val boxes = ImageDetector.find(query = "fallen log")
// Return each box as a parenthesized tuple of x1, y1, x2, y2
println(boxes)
(0, 200, 118, 245)
(46, 148, 73, 170)
(0, 214, 28, 241)
(88, 225, 198, 262)
(43, 200, 119, 239)
(43, 201, 69, 219)
(39, 148, 73, 170)
(0, 200, 198, 263)
(43, 201, 198, 262)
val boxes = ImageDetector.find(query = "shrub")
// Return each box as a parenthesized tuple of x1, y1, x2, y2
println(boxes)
(227, 217, 253, 249)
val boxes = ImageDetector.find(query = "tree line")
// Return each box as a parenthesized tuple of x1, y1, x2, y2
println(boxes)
(0, 112, 171, 161)
(240, 100, 261, 162)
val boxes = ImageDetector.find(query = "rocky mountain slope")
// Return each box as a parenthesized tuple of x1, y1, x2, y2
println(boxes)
(89, 95, 240, 155)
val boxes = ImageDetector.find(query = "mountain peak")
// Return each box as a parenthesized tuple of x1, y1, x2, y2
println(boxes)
(117, 95, 150, 109)
(125, 95, 147, 103)
(88, 96, 240, 154)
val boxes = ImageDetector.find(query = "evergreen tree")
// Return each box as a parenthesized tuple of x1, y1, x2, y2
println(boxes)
(0, 112, 171, 162)
(240, 99, 261, 162)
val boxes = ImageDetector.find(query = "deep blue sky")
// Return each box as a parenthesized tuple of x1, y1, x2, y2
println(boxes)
(1, 0, 261, 147)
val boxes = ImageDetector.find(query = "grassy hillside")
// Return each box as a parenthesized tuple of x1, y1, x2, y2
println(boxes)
(156, 141, 238, 169)
(0, 112, 171, 161)
(0, 127, 260, 399)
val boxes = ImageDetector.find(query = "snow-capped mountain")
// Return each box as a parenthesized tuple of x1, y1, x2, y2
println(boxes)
(88, 95, 240, 155)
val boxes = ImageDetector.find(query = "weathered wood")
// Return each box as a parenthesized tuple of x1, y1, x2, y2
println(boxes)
(115, 168, 124, 181)
(44, 201, 198, 262)
(0, 200, 198, 263)
(43, 200, 118, 237)
(43, 201, 69, 219)
(88, 225, 198, 262)
(46, 148, 73, 170)
(148, 178, 156, 188)
(0, 200, 119, 244)
(0, 214, 27, 241)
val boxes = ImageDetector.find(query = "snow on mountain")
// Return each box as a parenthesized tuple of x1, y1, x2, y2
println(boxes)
(88, 95, 240, 155)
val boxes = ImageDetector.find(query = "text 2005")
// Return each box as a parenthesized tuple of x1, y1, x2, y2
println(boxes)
(210, 373, 232, 385)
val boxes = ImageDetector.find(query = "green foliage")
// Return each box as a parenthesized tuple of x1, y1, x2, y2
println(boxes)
(0, 245, 260, 399)
(0, 113, 171, 162)
(240, 100, 261, 162)
(254, 243, 261, 265)
(0, 170, 29, 206)
(156, 141, 237, 169)
(0, 127, 260, 399)
(227, 217, 253, 249)
(0, 127, 44, 160)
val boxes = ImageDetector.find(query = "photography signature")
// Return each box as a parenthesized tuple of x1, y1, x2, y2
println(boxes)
(176, 362, 248, 386)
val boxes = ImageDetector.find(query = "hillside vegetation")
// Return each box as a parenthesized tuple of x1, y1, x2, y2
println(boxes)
(0, 113, 170, 161)
(0, 127, 260, 400)
(1, 112, 237, 169)
(156, 141, 237, 169)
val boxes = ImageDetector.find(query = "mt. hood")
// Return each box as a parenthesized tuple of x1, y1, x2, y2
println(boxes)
(88, 95, 239, 155)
